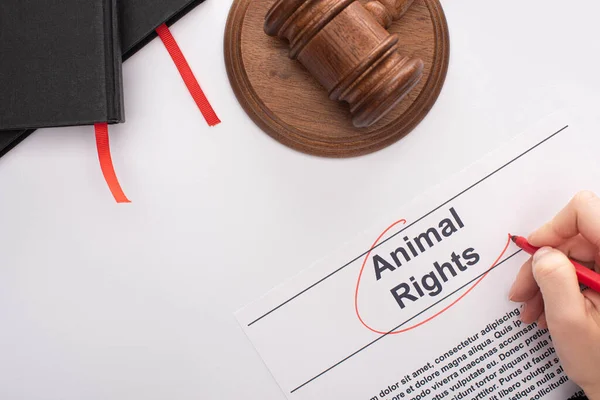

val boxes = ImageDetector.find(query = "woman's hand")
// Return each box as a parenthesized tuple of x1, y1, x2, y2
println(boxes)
(509, 191, 600, 399)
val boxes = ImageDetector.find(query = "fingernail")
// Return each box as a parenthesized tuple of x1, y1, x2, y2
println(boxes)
(520, 303, 527, 322)
(533, 247, 553, 264)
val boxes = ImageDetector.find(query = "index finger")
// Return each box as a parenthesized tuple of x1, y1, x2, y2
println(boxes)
(529, 191, 600, 248)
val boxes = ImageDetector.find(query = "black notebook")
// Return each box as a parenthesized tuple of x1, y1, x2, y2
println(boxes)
(121, 0, 206, 60)
(0, 130, 34, 159)
(0, 0, 208, 159)
(0, 0, 124, 131)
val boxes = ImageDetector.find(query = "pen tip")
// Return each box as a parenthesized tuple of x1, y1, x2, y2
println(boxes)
(510, 235, 517, 243)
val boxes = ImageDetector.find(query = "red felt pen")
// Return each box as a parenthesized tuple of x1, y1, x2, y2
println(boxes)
(511, 235, 600, 293)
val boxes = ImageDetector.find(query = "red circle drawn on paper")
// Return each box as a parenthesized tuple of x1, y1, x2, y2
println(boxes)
(354, 219, 512, 335)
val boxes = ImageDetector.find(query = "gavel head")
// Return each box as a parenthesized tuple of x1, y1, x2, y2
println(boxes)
(265, 0, 424, 128)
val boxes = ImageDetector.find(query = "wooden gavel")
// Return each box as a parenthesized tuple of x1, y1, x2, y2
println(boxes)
(265, 0, 424, 128)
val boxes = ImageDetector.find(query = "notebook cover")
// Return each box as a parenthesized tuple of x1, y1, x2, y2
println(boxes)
(0, 0, 124, 131)
(0, 0, 207, 158)
(120, 0, 206, 60)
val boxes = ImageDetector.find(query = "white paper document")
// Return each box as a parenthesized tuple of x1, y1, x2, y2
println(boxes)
(236, 113, 598, 400)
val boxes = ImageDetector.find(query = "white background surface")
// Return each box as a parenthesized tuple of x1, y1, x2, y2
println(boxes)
(0, 0, 599, 399)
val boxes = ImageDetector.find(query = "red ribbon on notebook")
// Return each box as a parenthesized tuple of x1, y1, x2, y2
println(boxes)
(95, 123, 130, 203)
(95, 24, 219, 203)
(156, 23, 221, 126)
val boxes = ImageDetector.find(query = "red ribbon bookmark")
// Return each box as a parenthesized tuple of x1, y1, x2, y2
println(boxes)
(94, 123, 131, 203)
(156, 23, 221, 126)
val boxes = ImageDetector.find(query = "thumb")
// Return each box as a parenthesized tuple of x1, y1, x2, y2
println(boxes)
(532, 247, 586, 323)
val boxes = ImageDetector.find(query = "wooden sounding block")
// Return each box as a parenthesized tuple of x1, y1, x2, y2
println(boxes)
(225, 0, 450, 157)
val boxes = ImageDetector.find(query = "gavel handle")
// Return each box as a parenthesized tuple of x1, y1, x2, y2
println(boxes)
(365, 0, 415, 28)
